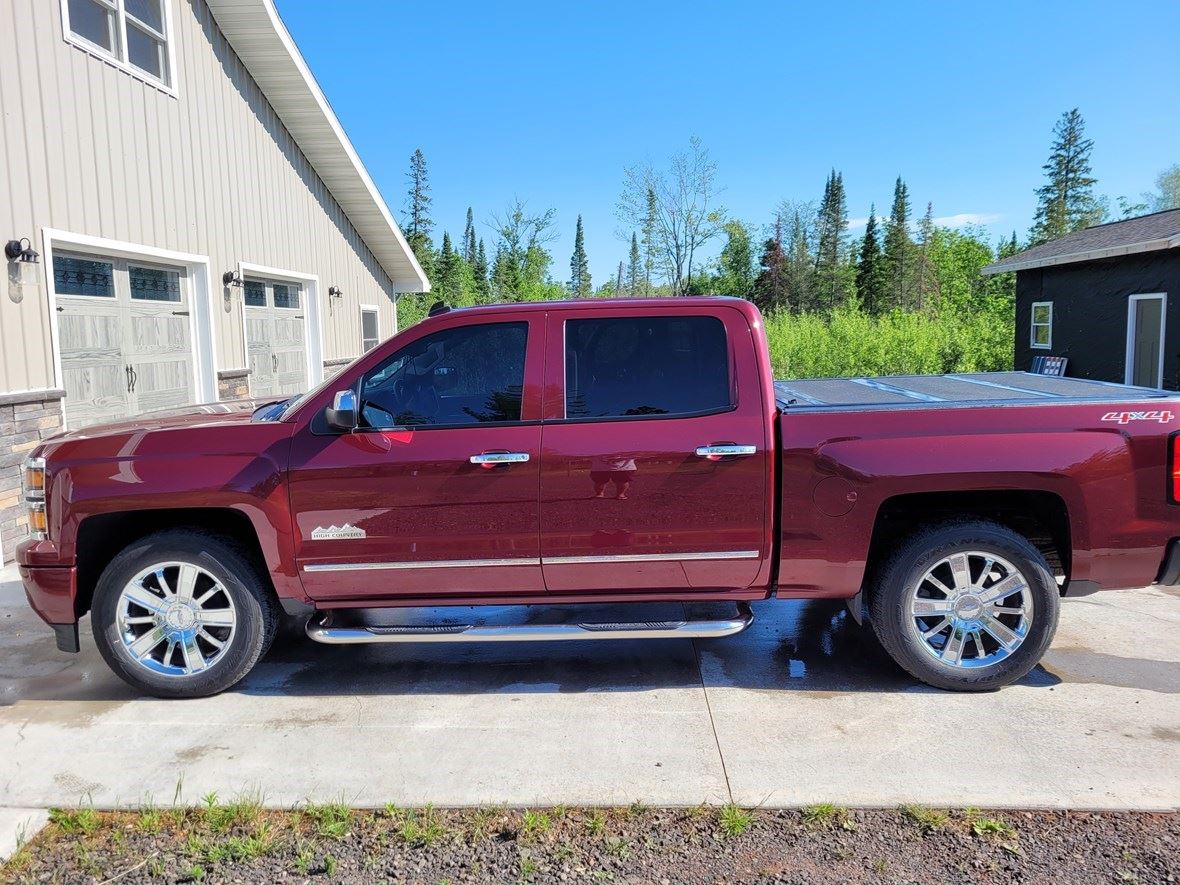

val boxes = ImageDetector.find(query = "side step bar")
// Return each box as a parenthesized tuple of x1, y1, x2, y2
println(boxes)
(305, 603, 754, 645)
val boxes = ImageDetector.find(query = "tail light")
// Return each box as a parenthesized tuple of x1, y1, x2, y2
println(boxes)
(1171, 434, 1180, 504)
(21, 456, 47, 540)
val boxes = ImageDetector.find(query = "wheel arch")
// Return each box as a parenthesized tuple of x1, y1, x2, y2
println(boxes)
(74, 508, 275, 619)
(864, 489, 1072, 595)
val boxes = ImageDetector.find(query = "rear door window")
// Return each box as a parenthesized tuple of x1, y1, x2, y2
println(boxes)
(564, 315, 731, 419)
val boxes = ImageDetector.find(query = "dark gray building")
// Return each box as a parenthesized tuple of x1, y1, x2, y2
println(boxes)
(983, 209, 1180, 389)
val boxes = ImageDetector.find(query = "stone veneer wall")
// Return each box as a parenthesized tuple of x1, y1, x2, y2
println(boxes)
(216, 369, 251, 401)
(0, 390, 64, 562)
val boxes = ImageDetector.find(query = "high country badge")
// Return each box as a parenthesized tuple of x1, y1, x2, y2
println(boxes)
(310, 524, 366, 540)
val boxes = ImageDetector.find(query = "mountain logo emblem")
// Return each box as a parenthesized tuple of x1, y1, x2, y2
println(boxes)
(310, 524, 366, 540)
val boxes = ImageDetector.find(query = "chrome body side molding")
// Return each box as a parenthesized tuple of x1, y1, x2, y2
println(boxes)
(303, 550, 762, 573)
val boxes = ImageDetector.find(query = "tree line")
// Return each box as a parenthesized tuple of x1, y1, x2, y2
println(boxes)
(395, 110, 1179, 376)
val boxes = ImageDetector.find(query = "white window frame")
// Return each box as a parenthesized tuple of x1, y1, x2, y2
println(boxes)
(60, 0, 179, 97)
(360, 304, 381, 353)
(236, 262, 324, 395)
(40, 228, 219, 429)
(1124, 293, 1167, 388)
(1030, 301, 1053, 350)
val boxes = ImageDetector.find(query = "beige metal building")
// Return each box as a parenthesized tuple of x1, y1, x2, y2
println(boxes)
(0, 0, 429, 559)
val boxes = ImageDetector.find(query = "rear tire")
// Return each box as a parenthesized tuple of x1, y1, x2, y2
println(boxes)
(91, 529, 278, 698)
(869, 520, 1059, 692)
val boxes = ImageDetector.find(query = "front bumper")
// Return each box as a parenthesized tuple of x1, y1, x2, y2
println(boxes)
(19, 564, 80, 652)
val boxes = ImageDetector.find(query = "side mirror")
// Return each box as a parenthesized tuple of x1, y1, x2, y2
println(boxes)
(324, 389, 357, 431)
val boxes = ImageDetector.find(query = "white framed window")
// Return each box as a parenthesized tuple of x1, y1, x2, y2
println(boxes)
(1030, 301, 1052, 349)
(61, 0, 178, 94)
(360, 305, 381, 353)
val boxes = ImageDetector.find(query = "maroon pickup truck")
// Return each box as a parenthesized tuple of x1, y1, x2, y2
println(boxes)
(16, 297, 1180, 697)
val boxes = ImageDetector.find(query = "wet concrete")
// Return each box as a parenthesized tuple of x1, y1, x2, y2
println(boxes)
(0, 564, 1177, 810)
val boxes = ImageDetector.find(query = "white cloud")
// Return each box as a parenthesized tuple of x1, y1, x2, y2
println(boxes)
(932, 212, 1003, 228)
(845, 212, 1003, 233)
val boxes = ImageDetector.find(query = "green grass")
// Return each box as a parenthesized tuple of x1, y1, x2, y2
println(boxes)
(718, 804, 753, 838)
(48, 807, 100, 835)
(520, 810, 552, 842)
(801, 803, 850, 829)
(303, 801, 351, 840)
(584, 810, 607, 836)
(899, 803, 948, 834)
(199, 791, 264, 833)
(390, 804, 447, 847)
(971, 816, 1016, 839)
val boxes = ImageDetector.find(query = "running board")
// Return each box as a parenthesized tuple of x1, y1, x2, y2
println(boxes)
(304, 603, 753, 645)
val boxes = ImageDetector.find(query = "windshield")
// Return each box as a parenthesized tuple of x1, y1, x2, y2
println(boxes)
(276, 357, 362, 421)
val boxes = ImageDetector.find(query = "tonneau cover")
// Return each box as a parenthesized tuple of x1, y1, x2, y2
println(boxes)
(774, 372, 1177, 410)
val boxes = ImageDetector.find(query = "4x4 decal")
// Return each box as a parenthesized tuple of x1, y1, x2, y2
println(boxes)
(1100, 410, 1175, 425)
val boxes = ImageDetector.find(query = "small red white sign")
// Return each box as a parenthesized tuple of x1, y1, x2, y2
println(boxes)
(1100, 410, 1175, 425)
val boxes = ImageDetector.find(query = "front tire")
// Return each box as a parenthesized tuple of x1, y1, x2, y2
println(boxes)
(92, 530, 278, 698)
(869, 520, 1060, 692)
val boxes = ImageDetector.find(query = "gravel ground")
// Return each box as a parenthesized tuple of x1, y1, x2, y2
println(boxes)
(2, 804, 1176, 884)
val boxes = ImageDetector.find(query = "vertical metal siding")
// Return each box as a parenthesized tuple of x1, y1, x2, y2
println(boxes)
(0, 0, 398, 394)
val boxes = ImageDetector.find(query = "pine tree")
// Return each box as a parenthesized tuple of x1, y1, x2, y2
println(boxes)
(641, 186, 659, 294)
(784, 209, 814, 312)
(474, 239, 490, 300)
(404, 149, 434, 277)
(1031, 108, 1102, 244)
(627, 233, 642, 295)
(814, 170, 850, 310)
(568, 215, 591, 297)
(855, 206, 886, 314)
(913, 202, 938, 310)
(753, 217, 788, 314)
(615, 261, 625, 296)
(435, 231, 460, 301)
(462, 207, 477, 264)
(884, 176, 912, 310)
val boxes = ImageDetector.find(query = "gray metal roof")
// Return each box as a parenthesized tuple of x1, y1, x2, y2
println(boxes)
(981, 209, 1180, 275)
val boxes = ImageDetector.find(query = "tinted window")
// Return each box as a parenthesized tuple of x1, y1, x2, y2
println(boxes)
(565, 315, 730, 419)
(359, 322, 527, 429)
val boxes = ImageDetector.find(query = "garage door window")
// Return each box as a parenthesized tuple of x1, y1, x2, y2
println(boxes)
(53, 256, 115, 297)
(273, 284, 300, 309)
(244, 280, 266, 307)
(129, 265, 181, 302)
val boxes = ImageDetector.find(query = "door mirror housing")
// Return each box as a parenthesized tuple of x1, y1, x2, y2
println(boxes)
(325, 389, 357, 431)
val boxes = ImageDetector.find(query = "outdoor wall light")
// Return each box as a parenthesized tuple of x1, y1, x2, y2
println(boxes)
(5, 238, 40, 304)
(328, 286, 343, 298)
(222, 270, 242, 287)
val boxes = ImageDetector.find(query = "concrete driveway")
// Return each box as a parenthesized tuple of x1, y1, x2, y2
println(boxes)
(1, 563, 1177, 811)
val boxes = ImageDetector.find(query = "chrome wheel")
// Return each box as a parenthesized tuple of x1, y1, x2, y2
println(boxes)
(116, 562, 237, 677)
(906, 551, 1033, 669)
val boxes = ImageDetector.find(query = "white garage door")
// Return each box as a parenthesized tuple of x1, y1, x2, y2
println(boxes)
(244, 278, 308, 399)
(53, 253, 195, 428)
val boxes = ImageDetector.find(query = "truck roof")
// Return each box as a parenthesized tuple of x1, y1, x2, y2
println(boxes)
(418, 296, 751, 317)
(775, 372, 1180, 411)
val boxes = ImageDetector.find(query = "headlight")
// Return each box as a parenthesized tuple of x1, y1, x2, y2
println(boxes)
(21, 456, 47, 540)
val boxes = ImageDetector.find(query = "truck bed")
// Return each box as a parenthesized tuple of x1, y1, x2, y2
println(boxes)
(774, 371, 1177, 411)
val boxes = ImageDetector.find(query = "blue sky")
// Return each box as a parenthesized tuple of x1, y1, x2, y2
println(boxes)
(276, 0, 1180, 287)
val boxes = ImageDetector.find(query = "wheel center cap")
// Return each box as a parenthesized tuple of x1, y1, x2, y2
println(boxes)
(164, 604, 196, 630)
(954, 595, 983, 619)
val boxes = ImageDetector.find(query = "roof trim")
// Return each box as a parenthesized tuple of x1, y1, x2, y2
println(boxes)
(981, 235, 1180, 275)
(204, 0, 429, 293)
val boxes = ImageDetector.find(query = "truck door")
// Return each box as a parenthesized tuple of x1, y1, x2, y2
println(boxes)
(538, 305, 770, 593)
(288, 314, 544, 601)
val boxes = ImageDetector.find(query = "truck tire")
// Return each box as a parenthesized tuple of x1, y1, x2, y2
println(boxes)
(869, 520, 1059, 692)
(91, 529, 279, 699)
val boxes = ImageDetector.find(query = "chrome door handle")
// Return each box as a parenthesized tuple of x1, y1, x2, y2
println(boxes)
(469, 452, 530, 465)
(695, 444, 757, 459)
